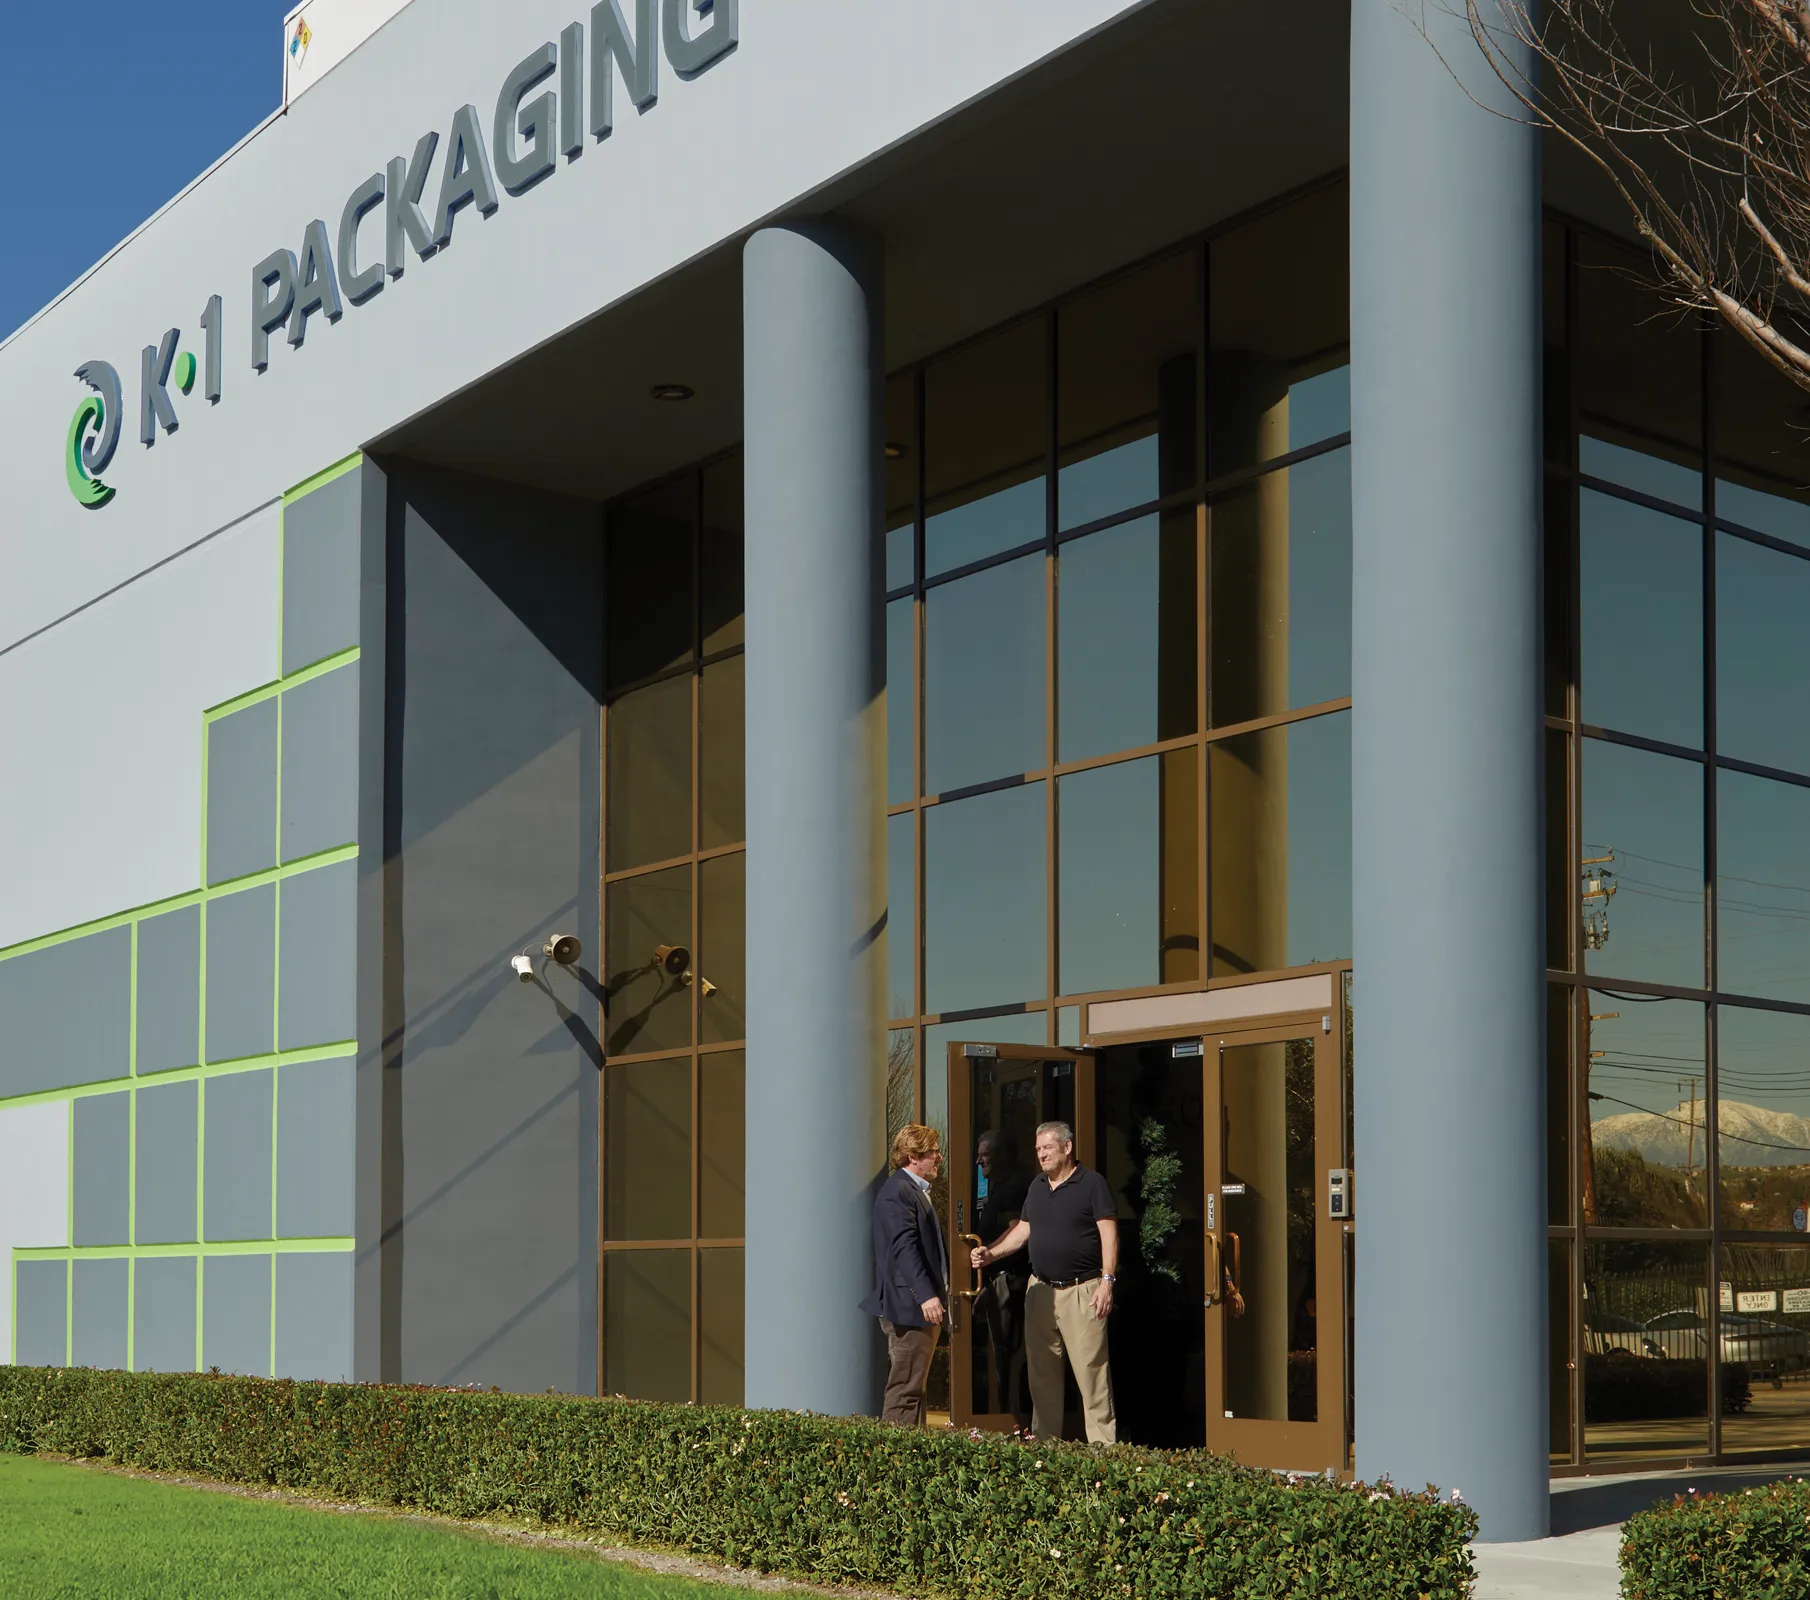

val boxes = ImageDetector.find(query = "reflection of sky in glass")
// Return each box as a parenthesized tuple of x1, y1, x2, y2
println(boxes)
(1059, 757, 1161, 995)
(1058, 517, 1161, 762)
(886, 598, 913, 805)
(1716, 478, 1810, 548)
(924, 478, 1043, 578)
(1586, 992, 1704, 1131)
(1285, 711, 1352, 965)
(1581, 739, 1704, 989)
(924, 554, 1045, 793)
(1285, 449, 1351, 710)
(1059, 435, 1157, 530)
(1580, 436, 1702, 511)
(887, 522, 914, 592)
(1718, 534, 1810, 776)
(924, 783, 1046, 1014)
(888, 810, 915, 1019)
(1287, 366, 1349, 452)
(1579, 491, 1701, 747)
(1718, 769, 1810, 1005)
(1717, 1004, 1810, 1148)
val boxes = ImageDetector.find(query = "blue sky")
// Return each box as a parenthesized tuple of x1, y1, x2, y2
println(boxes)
(0, 3, 294, 341)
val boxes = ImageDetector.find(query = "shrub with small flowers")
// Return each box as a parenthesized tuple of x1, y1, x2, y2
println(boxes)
(0, 1365, 1475, 1599)
(1620, 1475, 1810, 1599)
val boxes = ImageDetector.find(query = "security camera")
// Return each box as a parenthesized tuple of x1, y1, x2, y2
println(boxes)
(653, 943, 691, 978)
(510, 952, 535, 983)
(699, 977, 718, 999)
(543, 933, 582, 966)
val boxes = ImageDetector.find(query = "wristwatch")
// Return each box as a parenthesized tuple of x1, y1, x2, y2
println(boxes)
(1101, 1273, 1116, 1284)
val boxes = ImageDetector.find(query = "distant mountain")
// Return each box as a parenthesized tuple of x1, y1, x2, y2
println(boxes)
(1592, 1100, 1810, 1169)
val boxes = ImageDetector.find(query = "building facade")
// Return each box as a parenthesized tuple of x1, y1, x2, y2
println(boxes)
(5, 0, 1810, 1542)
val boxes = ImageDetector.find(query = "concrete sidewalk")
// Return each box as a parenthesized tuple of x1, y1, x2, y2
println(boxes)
(1469, 1465, 1802, 1599)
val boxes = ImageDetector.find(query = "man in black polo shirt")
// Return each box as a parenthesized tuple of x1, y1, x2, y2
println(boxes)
(971, 1119, 1118, 1443)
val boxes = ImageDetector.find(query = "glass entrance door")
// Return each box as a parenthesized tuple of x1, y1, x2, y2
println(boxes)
(1203, 1017, 1347, 1471)
(945, 1041, 1093, 1432)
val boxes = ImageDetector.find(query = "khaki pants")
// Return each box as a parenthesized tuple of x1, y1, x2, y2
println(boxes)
(1025, 1277, 1117, 1444)
(879, 1318, 939, 1426)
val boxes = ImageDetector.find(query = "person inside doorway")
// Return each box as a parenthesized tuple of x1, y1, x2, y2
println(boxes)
(974, 1129, 1033, 1422)
(970, 1120, 1119, 1443)
(859, 1124, 949, 1426)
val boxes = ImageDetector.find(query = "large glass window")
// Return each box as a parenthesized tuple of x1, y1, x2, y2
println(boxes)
(923, 554, 1045, 793)
(1716, 1007, 1810, 1230)
(924, 783, 1047, 1014)
(1717, 771, 1810, 1004)
(1583, 994, 1707, 1229)
(1582, 1240, 1710, 1463)
(1717, 533, 1810, 776)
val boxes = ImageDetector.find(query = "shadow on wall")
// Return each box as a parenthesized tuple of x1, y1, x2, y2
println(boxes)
(382, 459, 603, 1396)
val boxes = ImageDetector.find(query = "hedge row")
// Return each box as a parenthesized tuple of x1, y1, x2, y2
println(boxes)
(1621, 1477, 1810, 1599)
(0, 1366, 1476, 1599)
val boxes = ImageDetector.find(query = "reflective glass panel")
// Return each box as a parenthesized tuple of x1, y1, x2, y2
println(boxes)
(699, 1049, 745, 1239)
(606, 674, 691, 871)
(701, 454, 744, 654)
(607, 477, 694, 686)
(1716, 1008, 1810, 1229)
(1583, 1240, 1709, 1462)
(1209, 184, 1349, 474)
(699, 1247, 745, 1406)
(887, 1028, 917, 1149)
(698, 852, 745, 1044)
(923, 553, 1045, 793)
(1584, 993, 1707, 1229)
(1552, 1237, 1575, 1463)
(1718, 533, 1810, 776)
(886, 597, 915, 805)
(924, 319, 1047, 578)
(1548, 729, 1573, 972)
(1715, 327, 1810, 548)
(1718, 769, 1810, 1004)
(1210, 448, 1351, 726)
(1579, 490, 1702, 747)
(1717, 1244, 1810, 1455)
(1546, 474, 1574, 718)
(605, 1249, 690, 1401)
(1581, 739, 1704, 989)
(926, 1012, 1053, 1142)
(1057, 513, 1197, 762)
(1058, 753, 1198, 995)
(1575, 234, 1702, 508)
(925, 783, 1047, 1014)
(1209, 710, 1352, 975)
(887, 810, 915, 1019)
(1057, 248, 1200, 529)
(699, 655, 743, 849)
(1550, 984, 1572, 1226)
(605, 1056, 691, 1241)
(885, 370, 917, 589)
(605, 865, 693, 1055)
(887, 521, 915, 594)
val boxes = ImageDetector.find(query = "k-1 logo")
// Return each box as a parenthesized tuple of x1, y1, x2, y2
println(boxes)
(66, 361, 122, 508)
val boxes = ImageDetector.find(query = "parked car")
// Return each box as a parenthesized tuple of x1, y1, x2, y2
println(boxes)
(1640, 1310, 1810, 1384)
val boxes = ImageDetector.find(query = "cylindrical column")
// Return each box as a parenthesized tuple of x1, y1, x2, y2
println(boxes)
(1350, 1, 1547, 1541)
(742, 220, 885, 1415)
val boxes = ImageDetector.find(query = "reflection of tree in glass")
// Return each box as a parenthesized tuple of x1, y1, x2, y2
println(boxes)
(1286, 1038, 1315, 1266)
(1592, 1147, 1703, 1230)
(1134, 1117, 1182, 1283)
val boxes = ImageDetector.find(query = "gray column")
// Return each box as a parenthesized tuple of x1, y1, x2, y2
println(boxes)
(742, 219, 885, 1415)
(1350, 1, 1547, 1542)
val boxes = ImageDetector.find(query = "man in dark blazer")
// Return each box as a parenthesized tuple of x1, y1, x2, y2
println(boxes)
(859, 1123, 950, 1425)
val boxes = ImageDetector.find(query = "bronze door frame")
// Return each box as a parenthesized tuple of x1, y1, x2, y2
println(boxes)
(945, 1040, 1094, 1432)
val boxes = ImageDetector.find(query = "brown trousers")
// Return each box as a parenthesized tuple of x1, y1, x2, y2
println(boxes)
(1025, 1277, 1117, 1444)
(879, 1318, 940, 1426)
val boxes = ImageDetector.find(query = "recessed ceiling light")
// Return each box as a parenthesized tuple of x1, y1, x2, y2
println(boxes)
(650, 383, 695, 402)
(884, 441, 907, 460)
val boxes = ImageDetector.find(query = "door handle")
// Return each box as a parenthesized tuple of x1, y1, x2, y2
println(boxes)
(1224, 1230, 1246, 1319)
(1206, 1232, 1223, 1307)
(957, 1233, 984, 1300)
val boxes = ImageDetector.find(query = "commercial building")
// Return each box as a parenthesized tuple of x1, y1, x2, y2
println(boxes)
(4, 0, 1810, 1542)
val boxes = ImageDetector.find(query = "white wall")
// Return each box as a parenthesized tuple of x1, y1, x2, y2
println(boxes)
(0, 505, 279, 949)
(0, 1101, 70, 1363)
(285, 0, 416, 107)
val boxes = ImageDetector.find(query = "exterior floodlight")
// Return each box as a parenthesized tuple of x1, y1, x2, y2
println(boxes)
(511, 952, 535, 983)
(543, 933, 582, 966)
(653, 943, 691, 978)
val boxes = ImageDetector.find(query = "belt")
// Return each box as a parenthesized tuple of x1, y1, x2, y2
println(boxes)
(1035, 1272, 1100, 1290)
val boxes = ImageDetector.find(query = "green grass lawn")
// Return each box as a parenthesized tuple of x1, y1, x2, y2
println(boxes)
(0, 1454, 746, 1599)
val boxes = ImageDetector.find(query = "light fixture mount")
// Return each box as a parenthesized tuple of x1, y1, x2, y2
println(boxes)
(650, 383, 695, 402)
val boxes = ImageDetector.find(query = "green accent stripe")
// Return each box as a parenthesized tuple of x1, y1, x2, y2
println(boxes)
(17, 1239, 352, 1261)
(203, 646, 358, 721)
(283, 452, 361, 504)
(0, 1045, 353, 1113)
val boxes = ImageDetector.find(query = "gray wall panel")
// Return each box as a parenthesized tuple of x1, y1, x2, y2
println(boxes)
(202, 1253, 271, 1376)
(274, 1252, 353, 1381)
(132, 1255, 197, 1372)
(135, 1079, 198, 1245)
(136, 905, 201, 1074)
(16, 1261, 67, 1366)
(206, 884, 275, 1062)
(283, 471, 361, 676)
(0, 927, 131, 1097)
(73, 1091, 130, 1246)
(389, 463, 601, 1394)
(280, 664, 360, 863)
(277, 1055, 354, 1238)
(72, 1258, 128, 1370)
(278, 863, 357, 1050)
(204, 1069, 273, 1242)
(206, 699, 279, 885)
